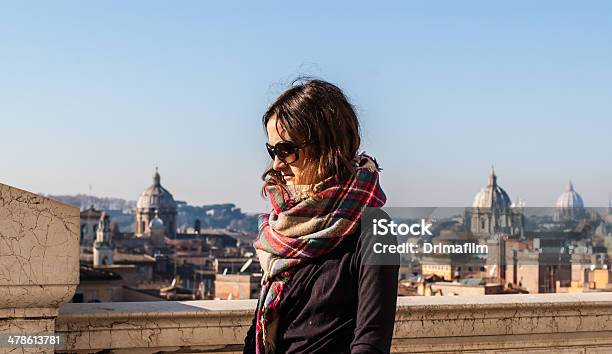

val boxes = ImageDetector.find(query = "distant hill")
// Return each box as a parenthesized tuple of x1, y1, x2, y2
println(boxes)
(45, 194, 258, 234)
(45, 194, 136, 212)
(176, 202, 259, 233)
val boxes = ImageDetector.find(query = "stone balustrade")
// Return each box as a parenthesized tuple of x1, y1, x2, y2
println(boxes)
(54, 293, 612, 353)
(0, 182, 80, 354)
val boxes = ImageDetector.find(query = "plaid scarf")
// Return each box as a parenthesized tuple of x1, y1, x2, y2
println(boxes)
(253, 153, 386, 354)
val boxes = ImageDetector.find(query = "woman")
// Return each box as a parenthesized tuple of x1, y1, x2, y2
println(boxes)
(243, 79, 399, 354)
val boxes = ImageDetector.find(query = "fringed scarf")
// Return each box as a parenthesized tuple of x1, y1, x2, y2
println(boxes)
(253, 153, 386, 354)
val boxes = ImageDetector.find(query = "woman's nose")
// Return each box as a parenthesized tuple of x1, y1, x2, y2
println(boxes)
(272, 156, 286, 171)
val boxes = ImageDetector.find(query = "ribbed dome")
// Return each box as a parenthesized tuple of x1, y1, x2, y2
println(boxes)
(136, 169, 177, 211)
(556, 181, 584, 209)
(472, 168, 512, 209)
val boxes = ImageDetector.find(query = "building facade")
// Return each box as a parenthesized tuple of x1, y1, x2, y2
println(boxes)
(135, 168, 177, 237)
(554, 181, 586, 222)
(93, 213, 114, 266)
(467, 168, 524, 238)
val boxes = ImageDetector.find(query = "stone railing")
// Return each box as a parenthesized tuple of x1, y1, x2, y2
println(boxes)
(392, 293, 612, 353)
(54, 293, 612, 353)
(2, 182, 612, 353)
(0, 182, 79, 354)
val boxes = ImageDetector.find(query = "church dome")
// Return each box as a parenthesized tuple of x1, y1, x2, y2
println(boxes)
(149, 211, 165, 230)
(556, 181, 584, 209)
(136, 169, 177, 211)
(472, 168, 512, 209)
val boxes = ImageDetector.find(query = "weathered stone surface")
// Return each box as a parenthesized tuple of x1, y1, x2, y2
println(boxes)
(392, 293, 612, 353)
(56, 300, 254, 353)
(0, 183, 80, 308)
(0, 182, 80, 353)
(56, 293, 612, 353)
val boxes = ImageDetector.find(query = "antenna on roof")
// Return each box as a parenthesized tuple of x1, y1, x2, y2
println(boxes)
(240, 259, 253, 273)
(488, 264, 497, 278)
(88, 184, 94, 209)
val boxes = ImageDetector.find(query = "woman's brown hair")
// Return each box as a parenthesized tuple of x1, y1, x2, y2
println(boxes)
(262, 78, 361, 194)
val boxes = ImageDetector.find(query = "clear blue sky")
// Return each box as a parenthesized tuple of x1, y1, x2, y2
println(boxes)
(1, 1, 611, 213)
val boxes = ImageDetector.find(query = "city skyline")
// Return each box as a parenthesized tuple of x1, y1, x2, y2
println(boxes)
(2, 1, 611, 212)
(44, 167, 611, 215)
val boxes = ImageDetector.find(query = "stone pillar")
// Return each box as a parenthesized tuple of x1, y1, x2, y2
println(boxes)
(0, 183, 80, 353)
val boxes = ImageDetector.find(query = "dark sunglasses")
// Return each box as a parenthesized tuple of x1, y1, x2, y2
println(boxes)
(266, 140, 310, 164)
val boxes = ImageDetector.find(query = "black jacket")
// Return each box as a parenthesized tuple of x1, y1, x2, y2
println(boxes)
(244, 212, 399, 354)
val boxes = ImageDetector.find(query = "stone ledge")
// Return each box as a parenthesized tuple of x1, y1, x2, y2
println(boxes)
(1, 182, 80, 354)
(55, 293, 612, 353)
(393, 293, 612, 353)
(397, 292, 612, 306)
(0, 182, 80, 311)
(57, 300, 255, 353)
